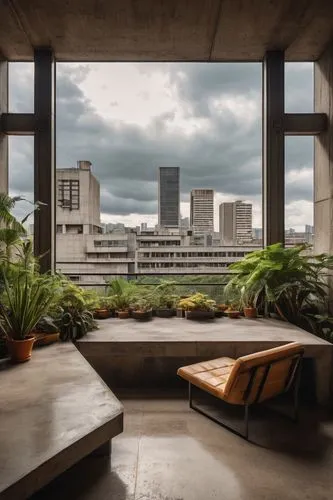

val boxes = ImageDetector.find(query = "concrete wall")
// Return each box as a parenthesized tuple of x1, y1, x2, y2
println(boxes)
(314, 43, 333, 256)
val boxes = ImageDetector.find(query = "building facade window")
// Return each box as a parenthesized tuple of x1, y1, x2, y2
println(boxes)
(58, 179, 80, 210)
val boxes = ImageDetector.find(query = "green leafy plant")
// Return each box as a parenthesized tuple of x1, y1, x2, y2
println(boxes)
(55, 281, 97, 341)
(107, 278, 137, 311)
(178, 292, 216, 311)
(0, 194, 43, 266)
(96, 295, 114, 310)
(154, 280, 179, 309)
(225, 243, 333, 330)
(132, 296, 153, 312)
(0, 270, 59, 340)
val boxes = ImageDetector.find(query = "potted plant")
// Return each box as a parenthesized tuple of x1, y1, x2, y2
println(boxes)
(225, 303, 241, 319)
(94, 295, 113, 319)
(0, 271, 58, 362)
(225, 243, 333, 331)
(178, 293, 216, 320)
(240, 287, 259, 319)
(132, 297, 153, 321)
(107, 278, 136, 319)
(55, 281, 97, 341)
(154, 281, 178, 318)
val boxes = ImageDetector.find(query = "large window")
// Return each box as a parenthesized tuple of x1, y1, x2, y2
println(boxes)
(58, 179, 80, 210)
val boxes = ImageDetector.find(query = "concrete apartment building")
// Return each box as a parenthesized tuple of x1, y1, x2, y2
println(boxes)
(190, 189, 214, 234)
(219, 200, 253, 244)
(55, 162, 256, 283)
(158, 167, 180, 228)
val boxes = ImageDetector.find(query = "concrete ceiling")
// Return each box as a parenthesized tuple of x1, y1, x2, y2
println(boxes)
(1, 0, 333, 62)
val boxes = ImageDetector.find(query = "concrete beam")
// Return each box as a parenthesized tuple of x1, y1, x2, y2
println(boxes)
(0, 60, 8, 193)
(0, 113, 35, 135)
(284, 113, 327, 136)
(262, 51, 285, 247)
(34, 48, 55, 273)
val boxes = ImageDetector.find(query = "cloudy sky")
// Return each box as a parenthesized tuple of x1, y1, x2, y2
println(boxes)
(9, 62, 313, 231)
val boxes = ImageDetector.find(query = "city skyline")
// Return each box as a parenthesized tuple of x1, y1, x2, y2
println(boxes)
(9, 62, 314, 232)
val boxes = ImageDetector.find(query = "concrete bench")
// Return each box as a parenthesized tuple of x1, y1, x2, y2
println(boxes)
(77, 317, 333, 405)
(0, 343, 123, 500)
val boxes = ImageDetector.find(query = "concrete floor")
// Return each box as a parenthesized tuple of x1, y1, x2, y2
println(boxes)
(31, 396, 333, 500)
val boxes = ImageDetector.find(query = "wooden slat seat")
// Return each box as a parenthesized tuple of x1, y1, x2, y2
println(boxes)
(178, 342, 304, 439)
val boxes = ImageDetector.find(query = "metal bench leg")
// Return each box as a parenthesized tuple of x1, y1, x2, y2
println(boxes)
(188, 382, 250, 441)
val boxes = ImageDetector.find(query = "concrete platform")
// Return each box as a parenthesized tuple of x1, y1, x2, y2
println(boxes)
(31, 397, 333, 500)
(0, 343, 123, 500)
(77, 317, 333, 404)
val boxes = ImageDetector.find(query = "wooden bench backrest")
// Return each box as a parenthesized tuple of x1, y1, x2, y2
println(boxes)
(223, 342, 304, 405)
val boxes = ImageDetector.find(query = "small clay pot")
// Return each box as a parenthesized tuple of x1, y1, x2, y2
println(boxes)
(243, 307, 257, 319)
(7, 335, 36, 363)
(117, 310, 130, 319)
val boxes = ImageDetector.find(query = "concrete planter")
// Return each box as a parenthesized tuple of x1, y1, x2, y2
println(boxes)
(185, 310, 215, 321)
(155, 308, 176, 318)
(132, 309, 153, 321)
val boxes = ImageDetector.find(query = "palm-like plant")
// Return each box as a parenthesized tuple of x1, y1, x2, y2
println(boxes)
(225, 243, 333, 329)
(107, 278, 137, 311)
(0, 269, 59, 340)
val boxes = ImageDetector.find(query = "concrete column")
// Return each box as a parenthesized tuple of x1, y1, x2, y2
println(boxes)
(0, 60, 8, 194)
(314, 43, 333, 256)
(262, 51, 285, 246)
(34, 49, 55, 273)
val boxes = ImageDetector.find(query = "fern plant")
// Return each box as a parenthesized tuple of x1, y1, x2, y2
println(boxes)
(224, 243, 333, 330)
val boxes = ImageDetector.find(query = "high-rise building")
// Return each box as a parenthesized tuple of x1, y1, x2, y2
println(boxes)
(190, 189, 214, 234)
(219, 203, 234, 244)
(305, 224, 314, 234)
(158, 167, 180, 228)
(219, 200, 252, 245)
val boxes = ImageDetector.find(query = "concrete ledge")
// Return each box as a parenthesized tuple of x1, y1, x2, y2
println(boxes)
(0, 343, 123, 500)
(77, 317, 333, 405)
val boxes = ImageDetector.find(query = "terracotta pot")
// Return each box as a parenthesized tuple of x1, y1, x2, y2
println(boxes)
(218, 304, 228, 312)
(94, 308, 111, 320)
(7, 335, 36, 363)
(226, 311, 241, 319)
(243, 307, 257, 319)
(117, 310, 130, 319)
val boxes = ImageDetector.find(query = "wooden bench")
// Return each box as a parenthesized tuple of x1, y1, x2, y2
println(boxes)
(178, 342, 304, 440)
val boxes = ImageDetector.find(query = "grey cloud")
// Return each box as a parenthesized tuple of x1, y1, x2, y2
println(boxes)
(9, 61, 314, 218)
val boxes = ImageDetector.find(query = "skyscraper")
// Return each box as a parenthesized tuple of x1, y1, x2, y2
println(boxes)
(219, 200, 253, 244)
(158, 167, 180, 228)
(219, 202, 234, 244)
(190, 189, 214, 234)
